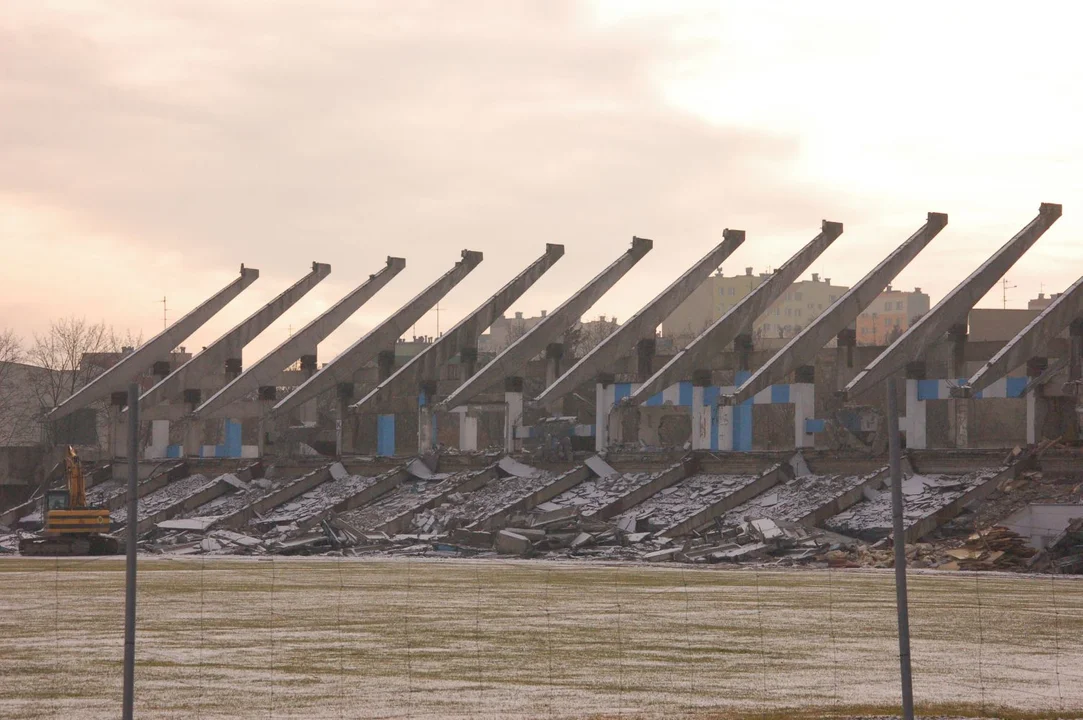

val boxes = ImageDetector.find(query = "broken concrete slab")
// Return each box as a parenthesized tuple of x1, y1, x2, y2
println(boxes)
(496, 529, 532, 555)
(476, 465, 593, 531)
(825, 465, 1015, 543)
(215, 464, 334, 530)
(659, 462, 794, 538)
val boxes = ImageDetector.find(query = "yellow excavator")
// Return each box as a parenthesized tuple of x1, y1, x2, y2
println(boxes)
(19, 446, 119, 556)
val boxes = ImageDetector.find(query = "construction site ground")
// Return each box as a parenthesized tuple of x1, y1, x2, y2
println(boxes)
(0, 557, 1080, 719)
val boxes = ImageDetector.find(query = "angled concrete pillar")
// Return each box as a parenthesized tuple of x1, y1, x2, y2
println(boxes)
(537, 230, 743, 408)
(443, 237, 652, 411)
(629, 220, 841, 406)
(352, 244, 563, 414)
(51, 265, 260, 421)
(275, 250, 482, 417)
(847, 204, 1060, 399)
(140, 262, 331, 410)
(734, 213, 946, 407)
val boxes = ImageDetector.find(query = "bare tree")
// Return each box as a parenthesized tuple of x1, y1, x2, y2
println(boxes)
(25, 317, 115, 409)
(0, 329, 23, 445)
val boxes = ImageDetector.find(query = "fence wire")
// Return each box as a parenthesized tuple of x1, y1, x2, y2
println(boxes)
(1, 555, 1082, 719)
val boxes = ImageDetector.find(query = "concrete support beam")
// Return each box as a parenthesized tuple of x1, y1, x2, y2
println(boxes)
(537, 230, 746, 408)
(630, 221, 842, 405)
(962, 273, 1083, 397)
(729, 213, 947, 407)
(690, 370, 712, 451)
(504, 377, 524, 453)
(49, 265, 260, 420)
(904, 362, 927, 449)
(595, 377, 616, 452)
(792, 366, 815, 449)
(903, 464, 1020, 543)
(375, 465, 499, 536)
(295, 466, 410, 534)
(442, 237, 652, 410)
(104, 461, 190, 512)
(217, 464, 333, 530)
(847, 203, 1061, 399)
(274, 250, 483, 416)
(796, 467, 889, 530)
(590, 455, 698, 521)
(475, 464, 594, 531)
(544, 343, 564, 388)
(140, 263, 331, 409)
(131, 463, 263, 536)
(353, 245, 564, 412)
(195, 257, 404, 419)
(662, 461, 792, 538)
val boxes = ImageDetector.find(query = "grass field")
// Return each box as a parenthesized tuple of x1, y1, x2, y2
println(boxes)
(0, 556, 1081, 719)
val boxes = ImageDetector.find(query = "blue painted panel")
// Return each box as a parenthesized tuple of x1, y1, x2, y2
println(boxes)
(166, 444, 181, 459)
(805, 418, 826, 433)
(917, 379, 940, 401)
(644, 392, 663, 406)
(224, 420, 242, 457)
(771, 384, 790, 404)
(377, 414, 396, 456)
(614, 383, 633, 404)
(678, 381, 693, 407)
(703, 386, 720, 405)
(1006, 376, 1028, 398)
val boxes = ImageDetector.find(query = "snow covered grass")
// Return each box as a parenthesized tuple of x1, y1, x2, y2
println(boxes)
(0, 557, 1081, 719)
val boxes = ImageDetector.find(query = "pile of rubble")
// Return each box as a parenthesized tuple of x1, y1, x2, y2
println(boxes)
(825, 469, 999, 541)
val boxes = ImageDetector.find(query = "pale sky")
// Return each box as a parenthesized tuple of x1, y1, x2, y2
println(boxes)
(3, 1, 1081, 365)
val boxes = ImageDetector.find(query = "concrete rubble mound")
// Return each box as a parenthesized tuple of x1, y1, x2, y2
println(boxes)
(825, 468, 1001, 541)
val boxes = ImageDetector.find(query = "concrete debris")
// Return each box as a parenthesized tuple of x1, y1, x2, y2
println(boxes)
(614, 473, 760, 533)
(248, 472, 377, 533)
(496, 530, 533, 556)
(543, 471, 660, 517)
(111, 474, 211, 526)
(825, 469, 1000, 541)
(720, 470, 885, 529)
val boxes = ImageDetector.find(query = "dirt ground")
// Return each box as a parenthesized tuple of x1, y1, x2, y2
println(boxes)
(0, 557, 1081, 719)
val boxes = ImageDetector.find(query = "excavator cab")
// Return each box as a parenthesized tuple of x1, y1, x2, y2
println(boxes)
(45, 490, 71, 512)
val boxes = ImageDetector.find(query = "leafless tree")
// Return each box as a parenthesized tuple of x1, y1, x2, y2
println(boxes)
(24, 317, 140, 409)
(0, 329, 23, 445)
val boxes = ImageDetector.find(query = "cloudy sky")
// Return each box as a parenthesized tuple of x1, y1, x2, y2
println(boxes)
(2, 1, 1081, 364)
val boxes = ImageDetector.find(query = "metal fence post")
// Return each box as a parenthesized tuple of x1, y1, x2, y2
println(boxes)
(122, 383, 139, 720)
(887, 376, 915, 719)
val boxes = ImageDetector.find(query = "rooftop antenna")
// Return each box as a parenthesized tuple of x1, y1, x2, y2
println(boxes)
(158, 296, 169, 329)
(1002, 278, 1017, 309)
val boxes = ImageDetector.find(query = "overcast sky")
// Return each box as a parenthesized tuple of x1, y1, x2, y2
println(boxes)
(3, 1, 1081, 365)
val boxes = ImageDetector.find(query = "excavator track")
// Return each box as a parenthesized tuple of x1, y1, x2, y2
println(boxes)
(19, 534, 119, 557)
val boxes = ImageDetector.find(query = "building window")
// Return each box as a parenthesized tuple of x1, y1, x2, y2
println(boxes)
(785, 308, 792, 317)
(829, 295, 837, 302)
(795, 292, 802, 301)
(796, 309, 802, 318)
(885, 302, 892, 311)
(896, 301, 904, 310)
(775, 308, 781, 316)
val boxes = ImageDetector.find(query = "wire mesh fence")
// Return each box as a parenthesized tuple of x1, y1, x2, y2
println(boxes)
(1, 555, 1081, 719)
